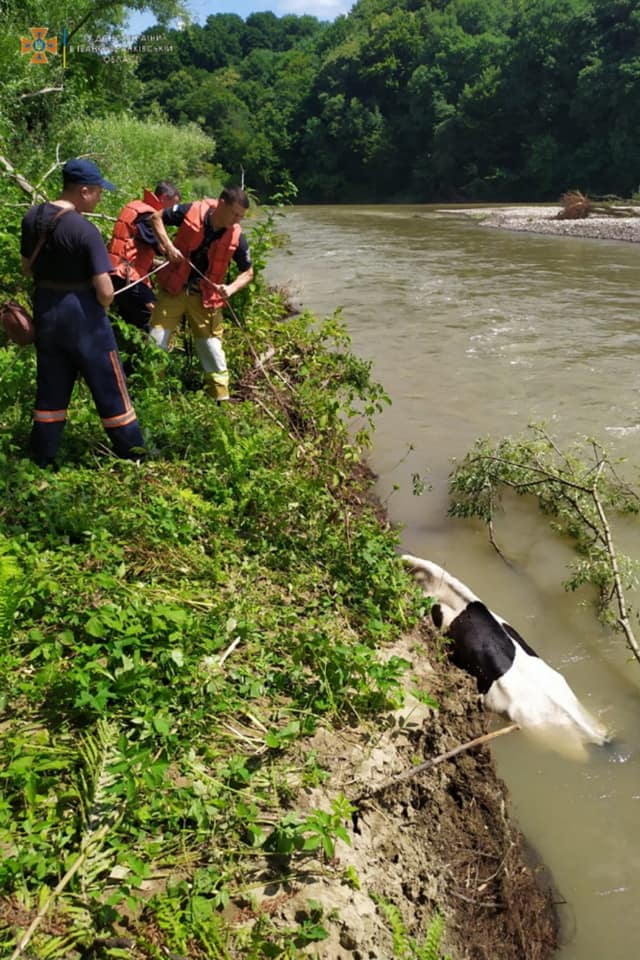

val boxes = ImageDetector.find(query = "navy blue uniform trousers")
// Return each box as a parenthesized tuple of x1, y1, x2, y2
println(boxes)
(111, 274, 156, 331)
(31, 288, 145, 464)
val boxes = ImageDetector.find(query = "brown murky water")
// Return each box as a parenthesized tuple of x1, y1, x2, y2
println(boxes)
(266, 205, 640, 960)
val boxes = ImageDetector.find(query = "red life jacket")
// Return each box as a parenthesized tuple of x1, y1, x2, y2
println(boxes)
(157, 199, 241, 309)
(108, 189, 163, 284)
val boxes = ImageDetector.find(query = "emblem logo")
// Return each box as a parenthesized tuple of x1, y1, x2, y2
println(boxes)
(20, 27, 58, 64)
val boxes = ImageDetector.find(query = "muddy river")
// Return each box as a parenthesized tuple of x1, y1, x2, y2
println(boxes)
(266, 204, 640, 960)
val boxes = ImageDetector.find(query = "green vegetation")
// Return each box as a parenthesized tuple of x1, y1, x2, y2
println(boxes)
(0, 4, 585, 954)
(449, 425, 640, 664)
(4, 1, 640, 202)
(128, 0, 640, 202)
(0, 191, 429, 954)
(374, 897, 452, 960)
(0, 5, 436, 935)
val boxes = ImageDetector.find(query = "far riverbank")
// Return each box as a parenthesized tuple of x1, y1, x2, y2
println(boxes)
(450, 204, 640, 243)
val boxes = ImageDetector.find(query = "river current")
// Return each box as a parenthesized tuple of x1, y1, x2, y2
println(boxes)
(266, 204, 640, 960)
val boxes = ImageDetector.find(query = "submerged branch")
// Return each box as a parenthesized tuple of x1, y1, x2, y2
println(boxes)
(450, 429, 640, 667)
(591, 465, 640, 663)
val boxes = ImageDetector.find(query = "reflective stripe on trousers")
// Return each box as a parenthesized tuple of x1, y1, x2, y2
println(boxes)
(31, 289, 145, 462)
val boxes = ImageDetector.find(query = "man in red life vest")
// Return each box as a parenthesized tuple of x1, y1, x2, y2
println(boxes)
(108, 181, 180, 330)
(148, 185, 254, 401)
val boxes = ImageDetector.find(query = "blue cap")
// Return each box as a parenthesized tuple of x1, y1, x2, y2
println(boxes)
(62, 158, 116, 192)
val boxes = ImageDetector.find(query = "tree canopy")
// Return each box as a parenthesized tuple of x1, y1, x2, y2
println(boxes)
(2, 0, 639, 202)
(128, 0, 640, 201)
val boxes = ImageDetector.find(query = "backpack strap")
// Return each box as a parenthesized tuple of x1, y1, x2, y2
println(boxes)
(28, 205, 73, 270)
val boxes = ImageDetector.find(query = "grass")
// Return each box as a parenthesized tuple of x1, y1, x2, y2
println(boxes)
(0, 270, 427, 957)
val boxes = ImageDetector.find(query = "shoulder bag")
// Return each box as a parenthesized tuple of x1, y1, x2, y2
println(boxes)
(0, 206, 72, 346)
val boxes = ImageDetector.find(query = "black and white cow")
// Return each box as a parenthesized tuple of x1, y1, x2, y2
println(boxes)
(403, 554, 609, 753)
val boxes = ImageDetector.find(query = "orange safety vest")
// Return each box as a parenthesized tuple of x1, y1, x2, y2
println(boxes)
(157, 199, 241, 310)
(108, 189, 163, 285)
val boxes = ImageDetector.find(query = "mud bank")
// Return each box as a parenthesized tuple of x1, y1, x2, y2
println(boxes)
(451, 204, 640, 243)
(235, 625, 559, 959)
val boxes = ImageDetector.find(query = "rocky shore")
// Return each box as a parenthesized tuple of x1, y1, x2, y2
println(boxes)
(452, 204, 640, 243)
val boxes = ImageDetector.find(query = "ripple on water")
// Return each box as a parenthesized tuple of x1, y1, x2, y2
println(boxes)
(605, 424, 640, 436)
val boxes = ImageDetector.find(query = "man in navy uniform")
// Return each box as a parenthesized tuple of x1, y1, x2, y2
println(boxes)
(20, 158, 145, 467)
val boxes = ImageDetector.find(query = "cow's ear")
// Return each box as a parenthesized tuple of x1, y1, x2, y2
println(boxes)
(431, 604, 443, 629)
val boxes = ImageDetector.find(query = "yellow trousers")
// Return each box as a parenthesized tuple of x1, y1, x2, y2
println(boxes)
(150, 289, 230, 400)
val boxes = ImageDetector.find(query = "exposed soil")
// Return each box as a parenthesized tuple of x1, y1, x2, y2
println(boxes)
(233, 624, 559, 959)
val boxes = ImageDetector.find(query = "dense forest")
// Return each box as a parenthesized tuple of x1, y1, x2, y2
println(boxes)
(2, 1, 639, 206)
(130, 0, 640, 202)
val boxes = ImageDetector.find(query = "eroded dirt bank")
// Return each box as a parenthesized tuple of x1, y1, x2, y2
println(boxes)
(234, 625, 559, 959)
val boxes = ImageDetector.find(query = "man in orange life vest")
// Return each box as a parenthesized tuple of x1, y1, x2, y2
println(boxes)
(148, 185, 254, 401)
(108, 181, 180, 330)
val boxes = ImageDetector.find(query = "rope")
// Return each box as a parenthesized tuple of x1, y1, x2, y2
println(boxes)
(186, 258, 242, 326)
(112, 260, 169, 297)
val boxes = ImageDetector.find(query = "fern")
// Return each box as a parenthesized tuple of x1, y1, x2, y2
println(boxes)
(76, 719, 123, 894)
(416, 911, 452, 960)
(5, 723, 126, 959)
(375, 896, 452, 960)
(374, 896, 411, 958)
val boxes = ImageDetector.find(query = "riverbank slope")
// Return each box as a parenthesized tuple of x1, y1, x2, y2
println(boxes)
(0, 281, 558, 959)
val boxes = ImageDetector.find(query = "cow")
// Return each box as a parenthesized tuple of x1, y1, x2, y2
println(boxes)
(402, 554, 609, 756)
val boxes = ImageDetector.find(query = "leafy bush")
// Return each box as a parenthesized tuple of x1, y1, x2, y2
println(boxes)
(59, 113, 218, 215)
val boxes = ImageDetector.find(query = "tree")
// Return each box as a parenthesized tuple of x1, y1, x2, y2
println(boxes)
(449, 426, 640, 665)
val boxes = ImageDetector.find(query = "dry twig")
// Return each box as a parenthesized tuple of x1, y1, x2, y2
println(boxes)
(355, 723, 520, 803)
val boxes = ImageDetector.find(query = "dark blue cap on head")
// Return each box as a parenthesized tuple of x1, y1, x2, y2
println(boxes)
(62, 158, 116, 192)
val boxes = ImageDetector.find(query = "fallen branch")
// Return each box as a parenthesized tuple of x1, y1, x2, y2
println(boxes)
(355, 723, 520, 804)
(449, 426, 640, 666)
(247, 387, 299, 444)
(219, 636, 242, 667)
(34, 147, 64, 194)
(19, 86, 64, 99)
(591, 463, 640, 663)
(10, 824, 109, 960)
(0, 154, 47, 202)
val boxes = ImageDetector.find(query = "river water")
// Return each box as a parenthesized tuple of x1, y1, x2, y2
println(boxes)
(266, 205, 640, 960)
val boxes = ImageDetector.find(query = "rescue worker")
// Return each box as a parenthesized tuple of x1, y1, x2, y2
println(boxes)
(20, 157, 145, 467)
(108, 181, 180, 331)
(148, 185, 254, 401)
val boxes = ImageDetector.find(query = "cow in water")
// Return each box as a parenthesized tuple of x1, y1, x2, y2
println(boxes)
(402, 554, 609, 755)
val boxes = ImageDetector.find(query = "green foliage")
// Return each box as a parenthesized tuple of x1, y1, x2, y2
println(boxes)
(265, 794, 354, 860)
(3, 0, 640, 201)
(0, 201, 425, 955)
(375, 896, 453, 960)
(449, 425, 640, 655)
(0, 537, 24, 652)
(129, 0, 640, 199)
(58, 113, 217, 215)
